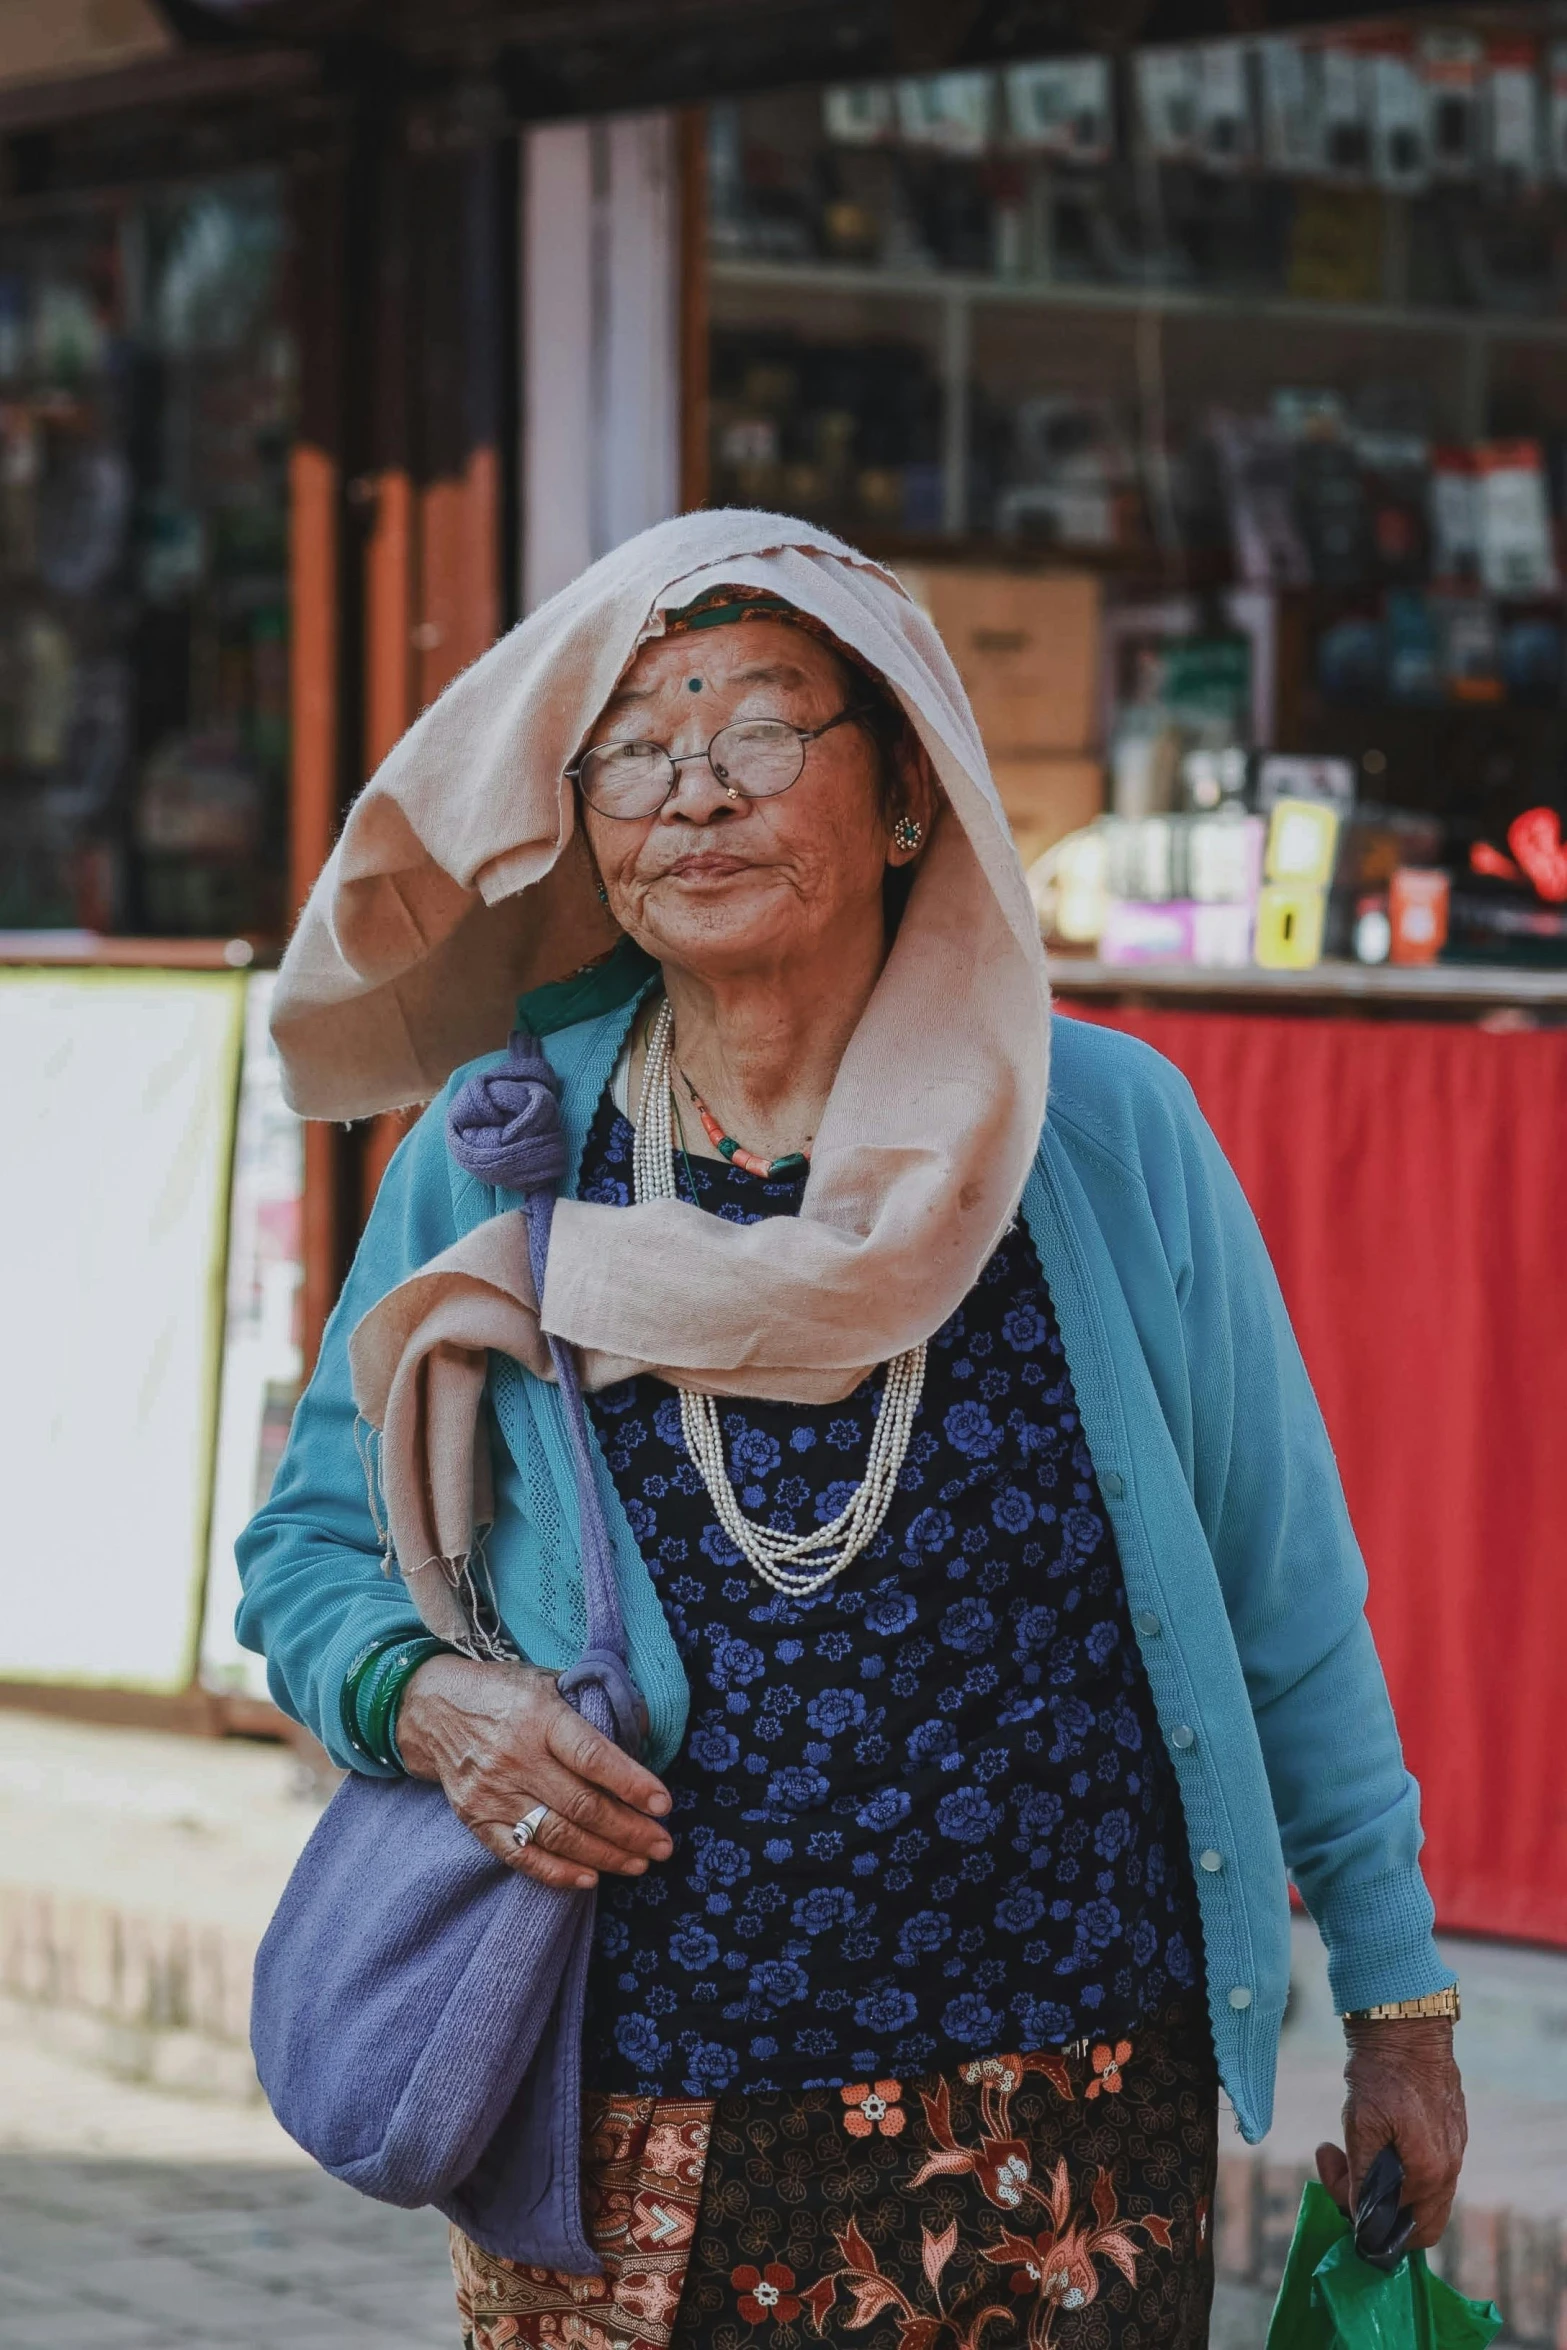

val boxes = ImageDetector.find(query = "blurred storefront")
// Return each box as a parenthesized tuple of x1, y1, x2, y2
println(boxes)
(0, 1, 1562, 1946)
(692, 25, 1567, 1948)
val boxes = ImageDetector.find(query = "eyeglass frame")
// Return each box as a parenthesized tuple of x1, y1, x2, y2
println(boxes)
(564, 701, 876, 820)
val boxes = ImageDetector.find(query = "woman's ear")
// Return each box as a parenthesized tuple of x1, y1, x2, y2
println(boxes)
(886, 729, 939, 867)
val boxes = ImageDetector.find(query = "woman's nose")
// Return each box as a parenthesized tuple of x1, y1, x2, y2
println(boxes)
(661, 753, 742, 823)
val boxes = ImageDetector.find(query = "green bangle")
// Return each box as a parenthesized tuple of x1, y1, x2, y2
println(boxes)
(342, 1635, 452, 1771)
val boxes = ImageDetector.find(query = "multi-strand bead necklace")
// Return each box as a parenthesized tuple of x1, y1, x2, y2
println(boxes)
(632, 996, 926, 1598)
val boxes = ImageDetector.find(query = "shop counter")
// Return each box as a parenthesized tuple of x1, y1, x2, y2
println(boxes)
(1050, 957, 1567, 1949)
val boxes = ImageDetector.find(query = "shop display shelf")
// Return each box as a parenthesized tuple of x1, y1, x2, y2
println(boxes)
(711, 254, 1567, 347)
(1048, 954, 1567, 1007)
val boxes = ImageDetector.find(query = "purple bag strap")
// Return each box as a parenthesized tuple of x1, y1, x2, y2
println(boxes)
(446, 1026, 645, 1756)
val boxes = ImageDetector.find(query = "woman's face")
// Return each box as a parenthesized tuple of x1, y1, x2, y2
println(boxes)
(577, 619, 926, 979)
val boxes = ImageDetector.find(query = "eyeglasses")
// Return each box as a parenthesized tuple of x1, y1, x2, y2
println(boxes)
(566, 704, 872, 822)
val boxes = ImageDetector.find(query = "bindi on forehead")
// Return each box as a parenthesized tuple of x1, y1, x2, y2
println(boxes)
(687, 676, 702, 692)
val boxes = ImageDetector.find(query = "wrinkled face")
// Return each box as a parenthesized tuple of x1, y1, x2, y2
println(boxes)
(575, 618, 924, 977)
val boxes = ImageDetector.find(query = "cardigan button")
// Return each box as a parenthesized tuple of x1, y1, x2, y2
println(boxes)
(1170, 1723, 1196, 1750)
(1134, 1611, 1161, 1638)
(1101, 1470, 1125, 1498)
(1199, 1849, 1224, 1873)
(1228, 1986, 1253, 2010)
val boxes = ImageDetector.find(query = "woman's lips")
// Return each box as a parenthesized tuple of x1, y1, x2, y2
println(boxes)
(661, 855, 753, 881)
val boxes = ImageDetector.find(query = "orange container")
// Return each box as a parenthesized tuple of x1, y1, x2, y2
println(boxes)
(1388, 867, 1450, 964)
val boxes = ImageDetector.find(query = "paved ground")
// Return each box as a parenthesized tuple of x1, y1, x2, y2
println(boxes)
(0, 2002, 455, 2348)
(1, 1710, 1564, 2345)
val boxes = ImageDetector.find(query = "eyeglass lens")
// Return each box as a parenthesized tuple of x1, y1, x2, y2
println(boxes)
(580, 719, 807, 818)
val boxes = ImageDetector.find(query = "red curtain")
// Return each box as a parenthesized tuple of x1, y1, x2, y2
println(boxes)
(1063, 1002, 1567, 1948)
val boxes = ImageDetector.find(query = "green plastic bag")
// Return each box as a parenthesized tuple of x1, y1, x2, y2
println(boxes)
(1265, 2182, 1503, 2350)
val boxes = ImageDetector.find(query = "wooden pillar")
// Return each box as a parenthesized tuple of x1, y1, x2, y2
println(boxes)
(289, 147, 350, 1376)
(288, 445, 340, 924)
(417, 445, 501, 705)
(678, 107, 709, 513)
(364, 468, 416, 768)
(358, 127, 506, 1225)
(410, 129, 503, 702)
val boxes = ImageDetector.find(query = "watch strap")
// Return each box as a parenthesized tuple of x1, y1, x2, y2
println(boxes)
(1343, 1985, 1460, 2024)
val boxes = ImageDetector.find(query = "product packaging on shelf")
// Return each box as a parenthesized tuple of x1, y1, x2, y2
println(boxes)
(1421, 29, 1483, 176)
(1138, 49, 1201, 164)
(1255, 755, 1356, 811)
(1254, 882, 1328, 968)
(1005, 59, 1113, 163)
(1266, 797, 1342, 888)
(1370, 42, 1432, 192)
(1388, 867, 1452, 963)
(1259, 39, 1320, 174)
(1475, 442, 1559, 596)
(1486, 37, 1544, 185)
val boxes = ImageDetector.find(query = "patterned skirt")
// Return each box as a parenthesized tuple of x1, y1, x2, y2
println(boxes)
(451, 2000, 1218, 2350)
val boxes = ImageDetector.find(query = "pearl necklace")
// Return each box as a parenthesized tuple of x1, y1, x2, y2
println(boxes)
(632, 997, 926, 1598)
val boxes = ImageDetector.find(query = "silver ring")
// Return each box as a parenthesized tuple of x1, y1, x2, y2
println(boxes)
(512, 1803, 550, 1850)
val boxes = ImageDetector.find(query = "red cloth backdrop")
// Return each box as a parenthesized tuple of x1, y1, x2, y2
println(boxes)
(1063, 1003, 1567, 1948)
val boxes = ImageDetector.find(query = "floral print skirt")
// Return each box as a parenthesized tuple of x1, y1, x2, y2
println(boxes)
(450, 1999, 1217, 2350)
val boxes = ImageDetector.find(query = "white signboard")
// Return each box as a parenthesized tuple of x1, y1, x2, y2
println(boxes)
(0, 969, 243, 1689)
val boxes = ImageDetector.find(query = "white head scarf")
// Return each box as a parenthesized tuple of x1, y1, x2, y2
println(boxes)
(275, 508, 1049, 1404)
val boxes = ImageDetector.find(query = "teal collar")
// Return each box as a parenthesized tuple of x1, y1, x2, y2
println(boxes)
(515, 935, 658, 1038)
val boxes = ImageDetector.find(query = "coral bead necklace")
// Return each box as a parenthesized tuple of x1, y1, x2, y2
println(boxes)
(675, 1062, 811, 1181)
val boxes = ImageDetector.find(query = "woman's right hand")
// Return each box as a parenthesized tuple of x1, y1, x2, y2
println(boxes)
(395, 1653, 674, 1892)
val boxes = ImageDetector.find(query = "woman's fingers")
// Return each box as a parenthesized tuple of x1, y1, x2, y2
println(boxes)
(395, 1654, 675, 1882)
(545, 1703, 672, 1818)
(468, 1814, 598, 1891)
(521, 1754, 675, 1865)
(1315, 2142, 1351, 2211)
(503, 1781, 672, 1877)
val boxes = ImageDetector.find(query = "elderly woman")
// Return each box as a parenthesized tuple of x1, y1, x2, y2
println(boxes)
(240, 512, 1463, 2350)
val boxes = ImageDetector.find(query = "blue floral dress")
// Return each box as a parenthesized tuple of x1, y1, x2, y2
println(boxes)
(579, 1095, 1204, 2102)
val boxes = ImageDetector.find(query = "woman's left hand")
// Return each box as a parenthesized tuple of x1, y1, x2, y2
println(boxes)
(1316, 2016, 1467, 2248)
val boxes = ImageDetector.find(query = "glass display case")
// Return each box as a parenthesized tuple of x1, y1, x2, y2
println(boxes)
(705, 26, 1567, 968)
(0, 170, 295, 939)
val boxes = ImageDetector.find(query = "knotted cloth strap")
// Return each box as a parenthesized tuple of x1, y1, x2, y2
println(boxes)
(445, 1029, 642, 1749)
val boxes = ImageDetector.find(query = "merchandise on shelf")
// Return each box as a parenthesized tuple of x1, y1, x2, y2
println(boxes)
(713, 36, 1567, 980)
(0, 172, 295, 938)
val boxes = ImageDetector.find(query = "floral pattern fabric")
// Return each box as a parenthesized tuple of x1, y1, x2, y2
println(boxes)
(451, 1999, 1216, 2350)
(578, 1097, 1204, 2099)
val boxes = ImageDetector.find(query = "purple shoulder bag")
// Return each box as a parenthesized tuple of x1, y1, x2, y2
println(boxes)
(250, 1028, 643, 2272)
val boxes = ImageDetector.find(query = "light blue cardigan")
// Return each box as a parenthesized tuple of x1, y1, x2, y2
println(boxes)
(236, 995, 1453, 2143)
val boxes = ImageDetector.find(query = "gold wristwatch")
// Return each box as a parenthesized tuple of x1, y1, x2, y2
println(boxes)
(1343, 1986, 1460, 2024)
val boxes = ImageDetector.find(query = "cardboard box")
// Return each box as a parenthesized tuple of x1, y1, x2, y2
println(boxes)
(991, 754, 1104, 871)
(900, 567, 1102, 754)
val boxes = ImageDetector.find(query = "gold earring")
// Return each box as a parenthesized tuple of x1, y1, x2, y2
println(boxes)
(892, 814, 923, 852)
